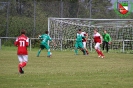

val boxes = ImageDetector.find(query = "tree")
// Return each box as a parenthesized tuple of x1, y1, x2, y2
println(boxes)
(91, 0, 112, 18)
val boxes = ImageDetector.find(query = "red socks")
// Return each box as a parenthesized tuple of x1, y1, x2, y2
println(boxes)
(86, 50, 89, 55)
(96, 49, 104, 56)
(18, 62, 27, 68)
(22, 62, 27, 67)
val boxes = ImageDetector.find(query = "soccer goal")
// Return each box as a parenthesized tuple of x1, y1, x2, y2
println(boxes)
(48, 18, 133, 52)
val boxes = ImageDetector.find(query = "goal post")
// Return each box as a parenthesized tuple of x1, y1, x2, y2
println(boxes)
(48, 17, 133, 52)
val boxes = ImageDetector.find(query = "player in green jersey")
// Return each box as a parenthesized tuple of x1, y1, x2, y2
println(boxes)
(102, 30, 111, 53)
(37, 30, 55, 57)
(75, 29, 87, 55)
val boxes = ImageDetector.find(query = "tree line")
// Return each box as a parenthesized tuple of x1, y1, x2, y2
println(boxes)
(0, 0, 133, 38)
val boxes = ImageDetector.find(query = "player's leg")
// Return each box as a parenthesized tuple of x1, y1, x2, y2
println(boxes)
(37, 48, 41, 57)
(79, 42, 86, 55)
(105, 42, 109, 52)
(95, 43, 104, 58)
(95, 43, 100, 56)
(45, 43, 51, 57)
(37, 45, 44, 57)
(21, 55, 28, 68)
(102, 41, 105, 51)
(74, 42, 78, 55)
(18, 55, 24, 74)
(83, 42, 89, 55)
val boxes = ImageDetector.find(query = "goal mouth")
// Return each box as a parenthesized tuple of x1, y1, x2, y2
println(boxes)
(48, 17, 133, 52)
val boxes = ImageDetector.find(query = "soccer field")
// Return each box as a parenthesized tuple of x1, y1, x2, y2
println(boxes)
(0, 47, 133, 88)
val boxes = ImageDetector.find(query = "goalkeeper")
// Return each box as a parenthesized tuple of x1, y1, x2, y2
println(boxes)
(37, 30, 55, 57)
(75, 29, 87, 55)
(102, 30, 111, 53)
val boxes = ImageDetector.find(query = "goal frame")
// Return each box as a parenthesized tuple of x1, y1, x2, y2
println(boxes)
(48, 18, 133, 52)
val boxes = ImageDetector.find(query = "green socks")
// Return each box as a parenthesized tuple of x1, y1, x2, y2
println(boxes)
(37, 50, 41, 57)
(75, 48, 78, 55)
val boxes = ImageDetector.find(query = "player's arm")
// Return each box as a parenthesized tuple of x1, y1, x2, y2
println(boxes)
(38, 35, 42, 39)
(108, 34, 111, 44)
(100, 35, 103, 44)
(85, 33, 88, 40)
(52, 40, 57, 46)
(75, 34, 77, 41)
(49, 36, 56, 46)
(26, 38, 29, 47)
(14, 38, 19, 46)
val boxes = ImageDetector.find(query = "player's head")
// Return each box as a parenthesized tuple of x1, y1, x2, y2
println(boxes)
(86, 31, 88, 34)
(94, 29, 98, 34)
(104, 30, 107, 34)
(78, 29, 82, 34)
(45, 30, 49, 34)
(21, 29, 26, 34)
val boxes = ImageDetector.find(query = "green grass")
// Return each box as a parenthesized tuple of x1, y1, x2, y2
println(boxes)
(0, 47, 133, 88)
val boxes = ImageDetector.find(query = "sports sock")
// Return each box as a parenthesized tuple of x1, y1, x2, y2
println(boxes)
(37, 50, 41, 56)
(18, 63, 22, 67)
(95, 49, 100, 55)
(86, 50, 89, 54)
(96, 49, 104, 56)
(99, 51, 104, 56)
(18, 63, 22, 72)
(74, 48, 78, 55)
(22, 62, 27, 67)
(48, 51, 50, 56)
(82, 49, 86, 55)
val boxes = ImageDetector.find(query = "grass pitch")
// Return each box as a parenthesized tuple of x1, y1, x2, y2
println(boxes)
(0, 47, 133, 88)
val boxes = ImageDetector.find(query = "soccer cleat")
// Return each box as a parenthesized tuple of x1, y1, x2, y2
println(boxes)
(36, 55, 39, 57)
(86, 50, 89, 55)
(47, 55, 51, 57)
(101, 56, 105, 58)
(98, 55, 101, 58)
(86, 52, 89, 55)
(19, 67, 24, 74)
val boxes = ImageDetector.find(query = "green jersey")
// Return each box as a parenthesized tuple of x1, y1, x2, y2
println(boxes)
(39, 34, 52, 44)
(102, 33, 111, 42)
(76, 33, 84, 42)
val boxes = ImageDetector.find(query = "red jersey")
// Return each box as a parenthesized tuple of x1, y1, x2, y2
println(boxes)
(14, 34, 29, 55)
(81, 32, 87, 42)
(93, 32, 101, 43)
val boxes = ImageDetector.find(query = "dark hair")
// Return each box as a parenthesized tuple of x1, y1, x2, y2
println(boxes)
(78, 29, 81, 31)
(21, 29, 26, 34)
(45, 30, 48, 34)
(94, 29, 98, 32)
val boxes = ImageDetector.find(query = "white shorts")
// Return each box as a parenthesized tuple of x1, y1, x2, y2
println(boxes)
(18, 55, 28, 62)
(83, 42, 86, 48)
(95, 43, 101, 49)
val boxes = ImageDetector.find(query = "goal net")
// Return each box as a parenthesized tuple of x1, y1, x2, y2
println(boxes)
(48, 18, 133, 52)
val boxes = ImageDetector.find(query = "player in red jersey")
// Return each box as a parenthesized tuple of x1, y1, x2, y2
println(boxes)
(93, 29, 104, 58)
(14, 30, 29, 74)
(81, 31, 89, 55)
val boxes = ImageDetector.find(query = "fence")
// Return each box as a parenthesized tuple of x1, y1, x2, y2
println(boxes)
(0, 0, 133, 52)
(0, 37, 38, 51)
(1, 37, 133, 53)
